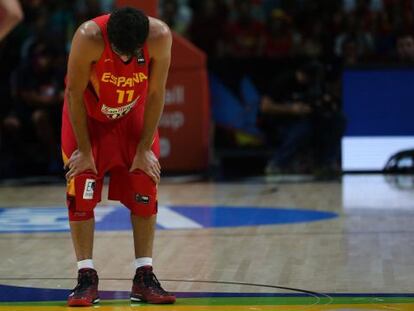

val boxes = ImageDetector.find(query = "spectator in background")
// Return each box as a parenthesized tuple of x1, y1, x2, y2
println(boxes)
(0, 0, 110, 178)
(0, 0, 23, 41)
(329, 8, 347, 41)
(100, 0, 115, 12)
(372, 8, 394, 58)
(19, 4, 50, 60)
(262, 0, 283, 13)
(349, 0, 375, 30)
(263, 9, 295, 58)
(340, 36, 361, 66)
(334, 14, 375, 60)
(343, 0, 382, 12)
(188, 0, 228, 57)
(297, 19, 325, 58)
(75, 0, 104, 23)
(47, 1, 77, 52)
(0, 0, 23, 176)
(1, 0, 412, 179)
(9, 40, 63, 173)
(260, 64, 314, 174)
(325, 36, 360, 117)
(395, 33, 414, 63)
(381, 1, 414, 45)
(224, 0, 265, 57)
(160, 0, 192, 36)
(401, 1, 414, 33)
(260, 62, 345, 177)
(291, 0, 341, 59)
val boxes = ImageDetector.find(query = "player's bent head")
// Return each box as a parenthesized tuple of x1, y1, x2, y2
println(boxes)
(107, 7, 149, 57)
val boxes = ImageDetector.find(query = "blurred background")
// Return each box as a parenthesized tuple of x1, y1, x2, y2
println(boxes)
(1, 0, 414, 182)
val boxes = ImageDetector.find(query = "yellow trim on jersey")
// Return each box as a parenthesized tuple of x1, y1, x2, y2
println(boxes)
(62, 150, 75, 196)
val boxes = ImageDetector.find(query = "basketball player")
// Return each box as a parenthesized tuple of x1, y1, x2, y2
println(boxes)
(0, 0, 23, 41)
(61, 7, 175, 306)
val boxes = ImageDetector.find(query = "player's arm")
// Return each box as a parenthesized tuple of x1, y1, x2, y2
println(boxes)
(140, 19, 172, 150)
(130, 19, 172, 183)
(0, 0, 23, 41)
(65, 22, 102, 179)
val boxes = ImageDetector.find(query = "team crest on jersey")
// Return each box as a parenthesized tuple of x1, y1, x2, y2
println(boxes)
(101, 96, 140, 119)
(136, 49, 145, 65)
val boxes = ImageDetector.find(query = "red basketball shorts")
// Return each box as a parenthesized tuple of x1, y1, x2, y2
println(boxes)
(61, 99, 160, 219)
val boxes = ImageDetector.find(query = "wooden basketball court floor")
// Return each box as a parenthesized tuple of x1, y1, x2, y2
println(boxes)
(1, 174, 414, 310)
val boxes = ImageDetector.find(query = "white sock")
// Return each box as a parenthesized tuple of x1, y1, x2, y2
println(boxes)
(77, 259, 94, 270)
(134, 257, 152, 269)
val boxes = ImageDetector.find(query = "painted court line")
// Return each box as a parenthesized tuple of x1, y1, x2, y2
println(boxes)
(157, 206, 203, 229)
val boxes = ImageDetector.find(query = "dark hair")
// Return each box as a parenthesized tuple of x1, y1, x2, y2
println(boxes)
(107, 7, 149, 55)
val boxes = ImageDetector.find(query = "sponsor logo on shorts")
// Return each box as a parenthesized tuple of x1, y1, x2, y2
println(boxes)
(83, 179, 96, 200)
(101, 96, 139, 119)
(135, 194, 150, 204)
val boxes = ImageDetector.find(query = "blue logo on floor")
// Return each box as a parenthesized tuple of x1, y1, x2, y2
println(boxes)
(0, 206, 337, 233)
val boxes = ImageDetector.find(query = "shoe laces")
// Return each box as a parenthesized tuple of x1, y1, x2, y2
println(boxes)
(73, 270, 96, 292)
(135, 269, 167, 294)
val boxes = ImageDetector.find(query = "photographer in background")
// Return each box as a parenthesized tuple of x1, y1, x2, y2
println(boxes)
(260, 62, 345, 178)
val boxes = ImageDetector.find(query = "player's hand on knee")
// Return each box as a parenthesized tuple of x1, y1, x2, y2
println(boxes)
(130, 147, 161, 184)
(64, 149, 98, 181)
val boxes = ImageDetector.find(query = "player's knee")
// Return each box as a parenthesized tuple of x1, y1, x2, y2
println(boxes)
(67, 198, 94, 221)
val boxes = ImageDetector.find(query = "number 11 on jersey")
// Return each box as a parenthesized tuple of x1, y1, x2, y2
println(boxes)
(116, 90, 134, 104)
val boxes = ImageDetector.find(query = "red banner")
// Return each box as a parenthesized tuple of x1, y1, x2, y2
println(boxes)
(159, 45, 210, 171)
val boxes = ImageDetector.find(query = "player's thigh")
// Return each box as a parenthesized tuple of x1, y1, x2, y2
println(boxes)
(123, 108, 160, 164)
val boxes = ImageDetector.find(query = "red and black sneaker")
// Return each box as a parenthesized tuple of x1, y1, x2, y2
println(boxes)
(130, 266, 176, 304)
(67, 268, 100, 307)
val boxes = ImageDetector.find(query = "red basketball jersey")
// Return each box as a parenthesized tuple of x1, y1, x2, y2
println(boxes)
(83, 14, 150, 122)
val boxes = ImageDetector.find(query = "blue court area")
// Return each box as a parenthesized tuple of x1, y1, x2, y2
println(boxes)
(0, 205, 337, 233)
